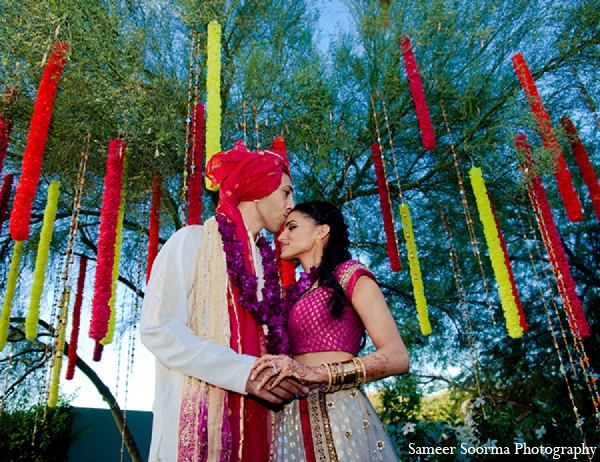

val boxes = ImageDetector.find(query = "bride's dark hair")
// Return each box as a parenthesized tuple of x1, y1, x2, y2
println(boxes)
(291, 201, 351, 318)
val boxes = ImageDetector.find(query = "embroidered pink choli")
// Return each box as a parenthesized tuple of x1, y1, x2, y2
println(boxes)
(288, 260, 376, 356)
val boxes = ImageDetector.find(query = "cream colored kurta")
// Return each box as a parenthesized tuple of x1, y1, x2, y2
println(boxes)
(140, 218, 264, 461)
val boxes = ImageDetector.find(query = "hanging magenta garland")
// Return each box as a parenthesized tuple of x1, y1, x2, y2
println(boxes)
(511, 52, 583, 223)
(400, 35, 436, 151)
(146, 166, 162, 283)
(517, 134, 589, 339)
(561, 115, 600, 224)
(371, 142, 402, 271)
(10, 42, 69, 242)
(490, 193, 528, 333)
(89, 139, 126, 343)
(187, 102, 204, 226)
(66, 256, 87, 380)
(0, 174, 14, 235)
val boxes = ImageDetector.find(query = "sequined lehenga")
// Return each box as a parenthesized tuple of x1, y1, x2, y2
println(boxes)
(272, 388, 399, 462)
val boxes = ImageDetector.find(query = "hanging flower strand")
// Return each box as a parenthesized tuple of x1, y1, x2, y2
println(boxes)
(511, 52, 583, 223)
(0, 174, 14, 235)
(25, 181, 61, 339)
(399, 202, 431, 335)
(490, 196, 527, 333)
(371, 142, 402, 272)
(561, 115, 600, 224)
(400, 35, 436, 151)
(147, 166, 162, 283)
(0, 88, 18, 177)
(89, 139, 126, 343)
(66, 256, 87, 380)
(187, 102, 204, 225)
(0, 241, 24, 351)
(205, 21, 222, 191)
(10, 42, 69, 242)
(517, 134, 589, 339)
(271, 137, 296, 288)
(469, 167, 524, 339)
(101, 181, 127, 346)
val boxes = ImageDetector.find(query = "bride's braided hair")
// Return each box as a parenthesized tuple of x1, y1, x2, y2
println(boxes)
(292, 201, 351, 318)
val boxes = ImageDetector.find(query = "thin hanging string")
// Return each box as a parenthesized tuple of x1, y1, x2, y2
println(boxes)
(253, 105, 260, 150)
(514, 196, 590, 441)
(181, 31, 201, 227)
(0, 342, 15, 417)
(339, 118, 359, 254)
(440, 100, 496, 324)
(120, 200, 148, 462)
(570, 65, 600, 132)
(440, 207, 485, 414)
(523, 172, 600, 426)
(377, 91, 405, 203)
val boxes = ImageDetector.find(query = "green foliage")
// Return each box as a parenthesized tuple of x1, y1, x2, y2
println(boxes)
(0, 403, 78, 462)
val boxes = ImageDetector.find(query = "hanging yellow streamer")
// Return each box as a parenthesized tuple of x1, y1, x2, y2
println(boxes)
(399, 202, 431, 336)
(26, 181, 61, 339)
(48, 289, 70, 407)
(205, 20, 222, 191)
(0, 241, 25, 351)
(469, 167, 523, 339)
(100, 189, 125, 345)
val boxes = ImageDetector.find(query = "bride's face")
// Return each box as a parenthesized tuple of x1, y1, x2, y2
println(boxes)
(278, 211, 323, 261)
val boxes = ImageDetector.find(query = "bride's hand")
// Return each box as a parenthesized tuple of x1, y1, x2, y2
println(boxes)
(250, 355, 325, 391)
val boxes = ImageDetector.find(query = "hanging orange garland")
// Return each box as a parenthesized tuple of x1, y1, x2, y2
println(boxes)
(511, 52, 583, 223)
(10, 42, 69, 242)
(561, 115, 600, 223)
(371, 142, 402, 271)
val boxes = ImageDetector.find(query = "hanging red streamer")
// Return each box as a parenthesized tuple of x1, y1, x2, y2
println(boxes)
(271, 137, 296, 288)
(0, 174, 14, 235)
(371, 142, 402, 271)
(187, 102, 204, 226)
(511, 52, 583, 223)
(561, 115, 600, 224)
(517, 134, 589, 339)
(0, 87, 18, 176)
(10, 42, 69, 242)
(89, 139, 126, 343)
(146, 167, 162, 283)
(489, 193, 527, 333)
(400, 35, 436, 151)
(93, 341, 104, 362)
(66, 256, 88, 380)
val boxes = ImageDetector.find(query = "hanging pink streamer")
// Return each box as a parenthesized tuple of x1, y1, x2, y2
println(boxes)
(371, 142, 402, 271)
(517, 134, 589, 339)
(187, 102, 204, 226)
(10, 42, 69, 242)
(0, 174, 14, 235)
(66, 256, 88, 380)
(89, 139, 125, 343)
(512, 53, 583, 223)
(400, 35, 436, 151)
(146, 167, 162, 283)
(561, 115, 600, 224)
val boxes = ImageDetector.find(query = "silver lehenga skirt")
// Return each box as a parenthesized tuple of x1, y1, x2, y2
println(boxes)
(272, 388, 399, 462)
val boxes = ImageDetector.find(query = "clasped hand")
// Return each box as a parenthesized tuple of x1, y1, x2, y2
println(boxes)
(246, 355, 323, 405)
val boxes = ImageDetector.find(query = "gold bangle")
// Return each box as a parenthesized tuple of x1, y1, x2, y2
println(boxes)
(352, 357, 366, 386)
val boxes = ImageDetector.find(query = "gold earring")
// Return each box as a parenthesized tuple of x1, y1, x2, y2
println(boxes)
(315, 236, 323, 265)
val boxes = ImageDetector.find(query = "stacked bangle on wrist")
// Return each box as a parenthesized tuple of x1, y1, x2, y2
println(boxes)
(321, 357, 366, 393)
